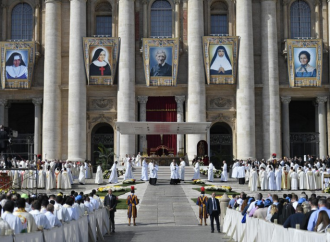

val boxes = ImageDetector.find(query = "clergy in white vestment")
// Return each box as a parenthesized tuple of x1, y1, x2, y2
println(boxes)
(131, 155, 136, 167)
(245, 164, 250, 183)
(78, 164, 86, 185)
(45, 205, 62, 228)
(95, 165, 103, 184)
(322, 168, 330, 189)
(208, 161, 214, 182)
(220, 160, 228, 181)
(237, 164, 246, 184)
(298, 167, 307, 190)
(290, 170, 299, 190)
(61, 168, 72, 189)
(192, 160, 200, 180)
(85, 162, 92, 179)
(109, 161, 119, 184)
(249, 167, 258, 191)
(170, 161, 179, 184)
(306, 168, 316, 190)
(13, 198, 38, 233)
(179, 158, 186, 181)
(29, 201, 52, 230)
(45, 167, 55, 190)
(1, 200, 23, 234)
(62, 197, 79, 220)
(124, 159, 134, 180)
(65, 164, 74, 184)
(12, 170, 21, 189)
(267, 168, 276, 190)
(275, 167, 282, 191)
(231, 161, 239, 178)
(260, 167, 268, 190)
(140, 159, 148, 181)
(136, 152, 142, 167)
(37, 166, 45, 188)
(54, 168, 62, 189)
(314, 169, 322, 190)
(149, 161, 158, 185)
(0, 217, 12, 236)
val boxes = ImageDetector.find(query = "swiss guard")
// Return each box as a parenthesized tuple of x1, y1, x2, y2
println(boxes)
(126, 186, 139, 226)
(196, 186, 208, 226)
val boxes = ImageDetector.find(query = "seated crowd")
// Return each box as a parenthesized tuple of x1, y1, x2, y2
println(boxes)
(228, 192, 330, 232)
(0, 189, 103, 235)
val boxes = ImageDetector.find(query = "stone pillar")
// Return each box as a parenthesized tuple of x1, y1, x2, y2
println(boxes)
(138, 96, 148, 153)
(174, 0, 180, 38)
(67, 0, 87, 161)
(283, 2, 288, 39)
(35, 4, 40, 43)
(322, 0, 328, 45)
(117, 0, 136, 161)
(317, 96, 327, 159)
(142, 0, 148, 38)
(175, 96, 185, 155)
(236, 0, 255, 159)
(2, 4, 6, 41)
(187, 0, 206, 160)
(281, 96, 291, 158)
(0, 99, 7, 126)
(43, 0, 62, 160)
(220, 193, 230, 225)
(261, 0, 281, 159)
(32, 98, 42, 157)
(315, 1, 321, 39)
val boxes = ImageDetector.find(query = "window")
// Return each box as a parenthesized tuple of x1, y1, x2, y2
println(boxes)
(150, 0, 172, 37)
(210, 1, 228, 35)
(95, 2, 112, 36)
(11, 3, 33, 40)
(290, 0, 311, 38)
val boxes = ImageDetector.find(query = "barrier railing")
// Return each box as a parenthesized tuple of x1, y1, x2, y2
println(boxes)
(223, 208, 330, 242)
(0, 207, 110, 242)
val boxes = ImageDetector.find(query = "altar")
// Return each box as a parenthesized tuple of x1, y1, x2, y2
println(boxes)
(144, 156, 180, 166)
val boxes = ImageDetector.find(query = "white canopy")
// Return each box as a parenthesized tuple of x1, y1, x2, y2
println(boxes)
(115, 122, 211, 135)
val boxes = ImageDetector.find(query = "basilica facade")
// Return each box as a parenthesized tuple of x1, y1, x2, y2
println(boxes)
(0, 0, 329, 165)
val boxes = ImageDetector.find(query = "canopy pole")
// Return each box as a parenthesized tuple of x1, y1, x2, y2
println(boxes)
(207, 126, 210, 157)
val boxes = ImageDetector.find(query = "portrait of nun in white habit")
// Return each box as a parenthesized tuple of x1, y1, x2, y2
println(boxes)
(210, 46, 232, 75)
(89, 48, 111, 76)
(6, 52, 28, 79)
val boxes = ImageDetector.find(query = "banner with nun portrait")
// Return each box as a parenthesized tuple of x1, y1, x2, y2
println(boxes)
(0, 41, 36, 89)
(142, 38, 179, 86)
(202, 36, 239, 85)
(286, 39, 323, 87)
(83, 37, 120, 85)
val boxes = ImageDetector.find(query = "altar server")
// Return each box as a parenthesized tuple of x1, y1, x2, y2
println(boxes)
(95, 164, 103, 184)
(78, 164, 86, 185)
(267, 168, 276, 190)
(290, 169, 299, 190)
(140, 159, 148, 181)
(237, 164, 246, 185)
(298, 167, 307, 190)
(220, 160, 228, 181)
(149, 161, 158, 185)
(180, 158, 186, 181)
(109, 161, 119, 184)
(192, 159, 200, 180)
(275, 166, 282, 191)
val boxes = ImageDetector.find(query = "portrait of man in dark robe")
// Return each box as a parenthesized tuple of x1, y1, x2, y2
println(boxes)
(90, 48, 111, 76)
(150, 49, 172, 77)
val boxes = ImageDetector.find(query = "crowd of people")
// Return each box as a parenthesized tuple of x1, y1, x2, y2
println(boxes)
(0, 189, 103, 235)
(228, 191, 330, 232)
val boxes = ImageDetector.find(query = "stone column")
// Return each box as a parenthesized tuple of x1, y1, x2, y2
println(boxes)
(236, 0, 255, 159)
(67, 0, 87, 161)
(281, 96, 291, 158)
(261, 0, 281, 159)
(32, 98, 42, 156)
(283, 2, 288, 39)
(117, 0, 136, 161)
(0, 99, 7, 126)
(187, 0, 206, 160)
(317, 96, 327, 159)
(174, 0, 180, 38)
(322, 0, 328, 45)
(142, 0, 148, 38)
(175, 96, 185, 155)
(2, 4, 6, 41)
(138, 96, 148, 153)
(43, 0, 62, 160)
(315, 1, 321, 39)
(35, 4, 40, 43)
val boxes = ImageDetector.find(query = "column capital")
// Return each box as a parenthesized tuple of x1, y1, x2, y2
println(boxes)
(281, 96, 291, 104)
(32, 98, 43, 106)
(0, 99, 7, 106)
(45, 0, 62, 3)
(175, 96, 185, 104)
(174, 0, 181, 4)
(316, 96, 328, 104)
(137, 96, 148, 104)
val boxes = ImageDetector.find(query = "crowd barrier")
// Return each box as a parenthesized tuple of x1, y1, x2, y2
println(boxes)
(0, 208, 110, 242)
(223, 208, 330, 242)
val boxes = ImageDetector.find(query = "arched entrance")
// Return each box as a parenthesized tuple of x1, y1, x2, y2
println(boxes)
(91, 123, 114, 171)
(210, 122, 233, 168)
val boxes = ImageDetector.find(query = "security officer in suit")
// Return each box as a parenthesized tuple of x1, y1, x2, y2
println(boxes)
(103, 189, 117, 233)
(0, 125, 9, 167)
(206, 192, 221, 233)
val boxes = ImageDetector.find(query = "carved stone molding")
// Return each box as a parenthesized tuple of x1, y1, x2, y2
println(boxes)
(32, 98, 43, 106)
(207, 112, 236, 130)
(87, 114, 114, 130)
(207, 96, 234, 110)
(0, 99, 7, 106)
(316, 96, 328, 104)
(281, 96, 291, 104)
(88, 97, 115, 111)
(137, 96, 148, 104)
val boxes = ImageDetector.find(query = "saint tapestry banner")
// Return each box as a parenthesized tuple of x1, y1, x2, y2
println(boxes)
(286, 39, 323, 87)
(142, 38, 179, 86)
(0, 41, 36, 89)
(83, 37, 120, 85)
(202, 36, 239, 85)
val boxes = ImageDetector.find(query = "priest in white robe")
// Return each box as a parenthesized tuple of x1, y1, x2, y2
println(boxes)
(140, 159, 148, 181)
(249, 167, 258, 191)
(237, 164, 246, 185)
(124, 159, 134, 180)
(170, 161, 180, 184)
(267, 168, 276, 190)
(314, 169, 322, 190)
(275, 167, 282, 191)
(37, 166, 45, 188)
(135, 152, 141, 167)
(231, 161, 239, 178)
(149, 161, 158, 185)
(260, 167, 268, 190)
(95, 165, 103, 184)
(78, 164, 86, 185)
(13, 198, 38, 233)
(306, 168, 316, 190)
(29, 201, 52, 230)
(179, 158, 185, 181)
(192, 160, 200, 180)
(46, 167, 55, 190)
(61, 168, 72, 189)
(108, 161, 119, 184)
(290, 170, 299, 190)
(208, 161, 214, 182)
(220, 160, 228, 181)
(298, 167, 307, 190)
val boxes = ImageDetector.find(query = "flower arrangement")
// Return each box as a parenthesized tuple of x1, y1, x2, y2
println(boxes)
(192, 179, 205, 184)
(205, 185, 232, 192)
(324, 187, 330, 194)
(123, 179, 136, 184)
(97, 185, 125, 192)
(215, 195, 233, 200)
(198, 160, 205, 166)
(103, 170, 111, 179)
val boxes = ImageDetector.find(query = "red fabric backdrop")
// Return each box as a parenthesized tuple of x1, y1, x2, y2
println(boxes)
(146, 96, 177, 155)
